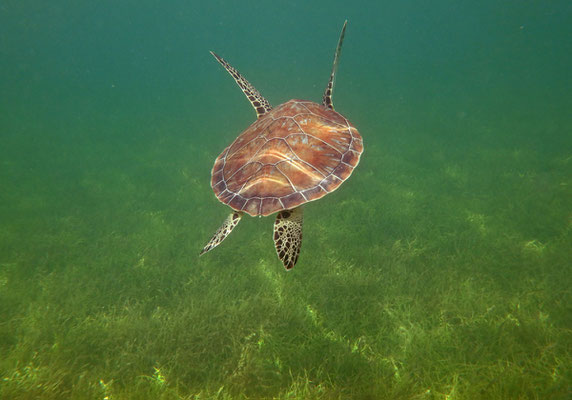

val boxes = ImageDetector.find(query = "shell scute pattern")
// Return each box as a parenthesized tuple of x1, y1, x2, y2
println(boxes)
(211, 99, 362, 216)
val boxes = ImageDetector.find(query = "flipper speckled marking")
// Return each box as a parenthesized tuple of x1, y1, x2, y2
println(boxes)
(322, 20, 347, 110)
(200, 211, 243, 255)
(210, 51, 272, 119)
(273, 207, 303, 270)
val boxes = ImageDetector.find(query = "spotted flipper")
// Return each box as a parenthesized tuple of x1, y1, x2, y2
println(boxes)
(200, 211, 242, 256)
(273, 207, 303, 270)
(322, 20, 347, 110)
(210, 51, 272, 119)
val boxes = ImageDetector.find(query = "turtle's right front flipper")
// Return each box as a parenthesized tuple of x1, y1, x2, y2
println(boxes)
(322, 20, 347, 110)
(200, 211, 243, 256)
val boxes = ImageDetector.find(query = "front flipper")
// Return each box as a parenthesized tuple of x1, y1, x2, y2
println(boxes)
(322, 20, 348, 110)
(200, 211, 242, 256)
(273, 207, 304, 270)
(210, 51, 272, 119)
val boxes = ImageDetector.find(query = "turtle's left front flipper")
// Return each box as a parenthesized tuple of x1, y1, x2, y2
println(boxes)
(273, 207, 303, 270)
(200, 211, 243, 256)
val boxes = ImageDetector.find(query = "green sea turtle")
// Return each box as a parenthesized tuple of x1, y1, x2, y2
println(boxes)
(200, 21, 363, 270)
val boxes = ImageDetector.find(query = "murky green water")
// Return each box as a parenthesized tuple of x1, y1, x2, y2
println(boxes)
(1, 1, 570, 398)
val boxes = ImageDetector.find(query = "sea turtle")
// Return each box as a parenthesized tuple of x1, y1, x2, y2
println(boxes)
(200, 21, 363, 270)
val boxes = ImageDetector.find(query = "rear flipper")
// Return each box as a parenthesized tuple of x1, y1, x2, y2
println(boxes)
(273, 207, 304, 270)
(200, 211, 242, 256)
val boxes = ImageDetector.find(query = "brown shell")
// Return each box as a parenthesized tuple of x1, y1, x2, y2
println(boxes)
(211, 99, 363, 217)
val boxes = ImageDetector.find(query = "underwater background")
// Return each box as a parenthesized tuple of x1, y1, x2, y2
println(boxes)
(1, 1, 571, 399)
